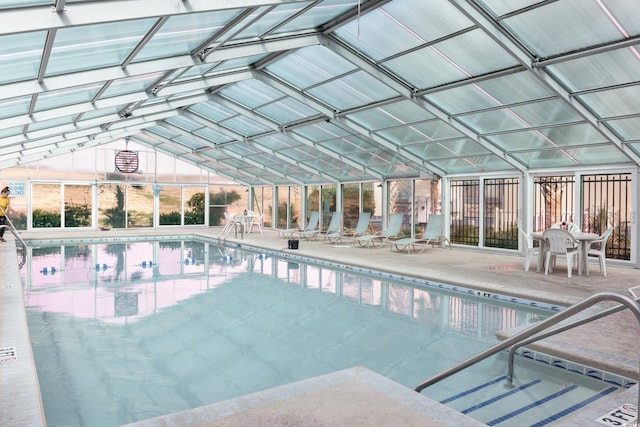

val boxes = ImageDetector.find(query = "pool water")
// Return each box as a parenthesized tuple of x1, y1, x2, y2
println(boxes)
(22, 239, 605, 427)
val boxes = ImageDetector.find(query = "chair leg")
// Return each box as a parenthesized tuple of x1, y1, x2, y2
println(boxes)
(600, 255, 607, 276)
(524, 252, 532, 272)
(544, 252, 551, 275)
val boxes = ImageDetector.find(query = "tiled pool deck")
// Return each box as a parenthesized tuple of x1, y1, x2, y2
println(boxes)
(1, 227, 639, 426)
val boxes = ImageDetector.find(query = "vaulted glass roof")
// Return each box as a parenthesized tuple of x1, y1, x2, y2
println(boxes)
(1, 0, 639, 185)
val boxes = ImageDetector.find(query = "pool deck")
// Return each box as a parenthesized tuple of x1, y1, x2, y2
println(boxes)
(1, 226, 639, 426)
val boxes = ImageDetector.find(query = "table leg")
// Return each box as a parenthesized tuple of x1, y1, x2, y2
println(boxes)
(536, 239, 545, 273)
(581, 241, 589, 276)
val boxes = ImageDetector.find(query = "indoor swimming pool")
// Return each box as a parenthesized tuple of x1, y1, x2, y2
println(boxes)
(20, 238, 634, 427)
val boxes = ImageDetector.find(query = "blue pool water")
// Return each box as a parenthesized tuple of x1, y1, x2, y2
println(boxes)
(22, 239, 603, 426)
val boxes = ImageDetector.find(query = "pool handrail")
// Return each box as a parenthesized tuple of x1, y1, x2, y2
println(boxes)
(504, 293, 640, 388)
(0, 206, 26, 267)
(414, 291, 640, 411)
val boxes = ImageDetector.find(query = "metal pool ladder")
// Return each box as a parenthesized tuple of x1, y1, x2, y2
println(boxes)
(414, 291, 640, 410)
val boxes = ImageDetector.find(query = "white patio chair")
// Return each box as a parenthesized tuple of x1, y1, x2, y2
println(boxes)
(586, 227, 614, 276)
(249, 213, 263, 233)
(543, 228, 580, 278)
(519, 228, 540, 272)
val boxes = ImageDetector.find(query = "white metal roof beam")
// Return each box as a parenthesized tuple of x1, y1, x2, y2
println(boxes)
(0, 34, 320, 101)
(449, 0, 640, 166)
(209, 87, 382, 179)
(321, 35, 528, 173)
(253, 69, 452, 178)
(0, 0, 304, 36)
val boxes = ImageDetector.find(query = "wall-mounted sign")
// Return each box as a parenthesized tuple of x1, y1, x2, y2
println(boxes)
(7, 181, 25, 197)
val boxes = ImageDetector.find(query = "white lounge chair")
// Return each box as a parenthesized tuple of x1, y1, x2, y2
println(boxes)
(279, 211, 319, 238)
(355, 213, 404, 248)
(325, 212, 371, 244)
(391, 214, 451, 253)
(301, 211, 341, 241)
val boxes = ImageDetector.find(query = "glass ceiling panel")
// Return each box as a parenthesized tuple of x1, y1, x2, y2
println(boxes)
(172, 135, 205, 151)
(273, 0, 357, 34)
(307, 71, 399, 110)
(221, 115, 273, 137)
(0, 31, 46, 84)
(293, 122, 350, 142)
(34, 83, 103, 112)
(193, 127, 233, 144)
(133, 9, 242, 62)
(486, 124, 608, 151)
(431, 155, 513, 173)
(566, 145, 630, 165)
(219, 80, 285, 109)
(604, 0, 640, 35)
(578, 86, 640, 119)
(345, 102, 434, 132)
(0, 95, 31, 120)
(548, 45, 640, 92)
(426, 72, 556, 115)
(233, 4, 307, 39)
(147, 126, 181, 140)
(165, 116, 205, 132)
(176, 64, 220, 81)
(79, 105, 121, 121)
(607, 117, 640, 141)
(256, 98, 321, 124)
(383, 47, 469, 89)
(335, 0, 475, 61)
(508, 99, 583, 128)
(0, 125, 23, 140)
(46, 20, 155, 76)
(501, 0, 624, 58)
(100, 73, 165, 99)
(378, 121, 464, 145)
(431, 29, 519, 76)
(0, 0, 49, 6)
(405, 142, 465, 160)
(209, 54, 270, 73)
(332, 7, 423, 61)
(408, 138, 490, 159)
(189, 101, 237, 122)
(254, 133, 302, 151)
(476, 0, 541, 17)
(513, 145, 629, 168)
(457, 108, 537, 134)
(27, 115, 74, 132)
(264, 46, 357, 90)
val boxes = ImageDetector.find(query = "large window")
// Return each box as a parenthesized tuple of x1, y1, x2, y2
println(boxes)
(127, 184, 154, 227)
(276, 185, 301, 229)
(64, 184, 92, 228)
(159, 186, 182, 226)
(581, 173, 631, 260)
(387, 180, 411, 237)
(483, 178, 519, 249)
(32, 184, 62, 228)
(533, 176, 575, 231)
(98, 184, 126, 229)
(450, 180, 480, 246)
(183, 187, 206, 226)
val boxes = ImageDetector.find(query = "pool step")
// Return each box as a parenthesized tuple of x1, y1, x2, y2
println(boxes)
(439, 374, 619, 426)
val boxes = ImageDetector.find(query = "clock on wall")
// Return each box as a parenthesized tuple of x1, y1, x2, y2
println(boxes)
(114, 150, 139, 173)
